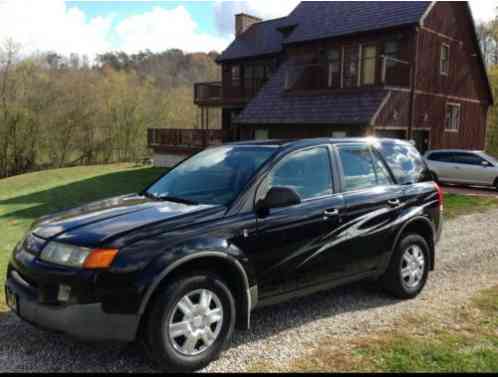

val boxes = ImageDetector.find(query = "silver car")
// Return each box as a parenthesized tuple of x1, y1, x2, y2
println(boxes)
(424, 150, 498, 191)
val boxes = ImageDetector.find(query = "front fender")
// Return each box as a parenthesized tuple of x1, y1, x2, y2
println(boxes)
(127, 236, 256, 331)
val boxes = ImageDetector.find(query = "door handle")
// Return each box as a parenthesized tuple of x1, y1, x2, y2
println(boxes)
(323, 209, 340, 217)
(387, 199, 401, 207)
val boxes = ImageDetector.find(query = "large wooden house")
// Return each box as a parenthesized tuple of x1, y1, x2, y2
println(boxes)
(149, 1, 492, 165)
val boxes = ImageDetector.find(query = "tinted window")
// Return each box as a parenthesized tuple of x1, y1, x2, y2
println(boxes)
(147, 146, 276, 205)
(427, 152, 454, 163)
(263, 148, 333, 200)
(452, 153, 486, 166)
(338, 145, 392, 191)
(380, 142, 428, 184)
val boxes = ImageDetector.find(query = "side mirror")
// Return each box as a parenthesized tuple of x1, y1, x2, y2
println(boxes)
(256, 186, 301, 215)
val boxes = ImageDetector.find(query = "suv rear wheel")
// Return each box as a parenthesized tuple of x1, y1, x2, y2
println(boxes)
(381, 234, 430, 299)
(143, 273, 236, 372)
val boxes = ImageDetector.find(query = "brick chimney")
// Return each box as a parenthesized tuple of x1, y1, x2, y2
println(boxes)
(235, 13, 262, 37)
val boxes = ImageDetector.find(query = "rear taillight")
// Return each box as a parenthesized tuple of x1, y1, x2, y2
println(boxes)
(434, 182, 444, 211)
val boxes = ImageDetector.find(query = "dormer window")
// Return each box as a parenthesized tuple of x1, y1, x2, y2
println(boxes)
(440, 43, 450, 76)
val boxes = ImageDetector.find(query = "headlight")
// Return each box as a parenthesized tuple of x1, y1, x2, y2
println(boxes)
(40, 242, 92, 268)
(40, 242, 118, 269)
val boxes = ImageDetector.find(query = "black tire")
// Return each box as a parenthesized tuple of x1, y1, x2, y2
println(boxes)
(143, 272, 236, 372)
(494, 178, 498, 192)
(381, 234, 430, 299)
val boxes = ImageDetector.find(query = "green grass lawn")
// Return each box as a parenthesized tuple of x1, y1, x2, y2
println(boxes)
(0, 163, 166, 309)
(444, 193, 498, 219)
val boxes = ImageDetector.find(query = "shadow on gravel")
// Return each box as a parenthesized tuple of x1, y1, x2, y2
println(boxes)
(0, 283, 400, 373)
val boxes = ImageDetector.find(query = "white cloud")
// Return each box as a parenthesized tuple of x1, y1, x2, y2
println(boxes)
(114, 5, 231, 53)
(0, 0, 230, 58)
(468, 0, 496, 23)
(0, 0, 113, 57)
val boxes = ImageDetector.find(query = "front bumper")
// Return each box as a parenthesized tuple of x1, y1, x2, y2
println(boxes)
(5, 269, 139, 342)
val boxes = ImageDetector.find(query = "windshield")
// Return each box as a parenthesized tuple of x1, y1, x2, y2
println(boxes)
(146, 145, 277, 206)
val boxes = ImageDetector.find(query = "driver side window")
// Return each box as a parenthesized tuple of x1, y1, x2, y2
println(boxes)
(259, 147, 334, 202)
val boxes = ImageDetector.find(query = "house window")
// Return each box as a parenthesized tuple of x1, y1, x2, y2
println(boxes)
(440, 44, 450, 76)
(327, 49, 341, 88)
(244, 65, 253, 91)
(384, 40, 400, 67)
(254, 128, 269, 140)
(361, 45, 377, 85)
(232, 65, 241, 87)
(445, 103, 461, 132)
(254, 65, 265, 91)
(343, 46, 360, 88)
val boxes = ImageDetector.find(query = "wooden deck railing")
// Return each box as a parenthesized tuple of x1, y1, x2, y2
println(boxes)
(194, 82, 222, 103)
(148, 128, 225, 150)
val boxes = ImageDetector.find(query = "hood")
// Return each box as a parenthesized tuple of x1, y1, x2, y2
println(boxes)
(31, 194, 224, 247)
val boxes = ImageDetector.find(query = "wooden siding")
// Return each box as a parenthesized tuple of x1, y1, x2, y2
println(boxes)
(373, 91, 410, 129)
(418, 2, 490, 102)
(413, 93, 487, 150)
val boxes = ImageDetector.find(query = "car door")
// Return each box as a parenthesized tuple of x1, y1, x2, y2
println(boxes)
(249, 146, 347, 299)
(426, 151, 456, 182)
(335, 143, 404, 276)
(451, 152, 496, 185)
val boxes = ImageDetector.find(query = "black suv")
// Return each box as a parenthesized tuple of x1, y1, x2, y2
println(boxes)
(6, 138, 442, 371)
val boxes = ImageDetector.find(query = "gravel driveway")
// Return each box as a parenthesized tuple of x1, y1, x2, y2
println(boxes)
(2, 209, 498, 373)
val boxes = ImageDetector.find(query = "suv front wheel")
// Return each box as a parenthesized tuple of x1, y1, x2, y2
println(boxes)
(143, 272, 236, 372)
(381, 234, 430, 299)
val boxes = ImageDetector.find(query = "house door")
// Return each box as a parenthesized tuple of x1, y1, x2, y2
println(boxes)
(413, 130, 430, 154)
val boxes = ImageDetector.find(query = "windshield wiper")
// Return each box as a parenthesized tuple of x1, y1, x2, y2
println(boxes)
(144, 192, 198, 205)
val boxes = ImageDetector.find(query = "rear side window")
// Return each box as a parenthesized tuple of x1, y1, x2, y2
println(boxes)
(427, 152, 454, 163)
(452, 153, 486, 166)
(380, 142, 428, 184)
(338, 145, 392, 191)
(263, 147, 333, 200)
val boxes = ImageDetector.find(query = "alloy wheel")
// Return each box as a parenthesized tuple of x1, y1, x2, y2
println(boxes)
(400, 244, 425, 289)
(167, 289, 223, 356)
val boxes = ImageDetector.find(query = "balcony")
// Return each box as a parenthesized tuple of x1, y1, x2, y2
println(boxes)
(193, 78, 269, 107)
(285, 55, 411, 92)
(194, 82, 223, 106)
(148, 128, 225, 154)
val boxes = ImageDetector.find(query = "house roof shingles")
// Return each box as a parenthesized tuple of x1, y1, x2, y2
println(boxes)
(217, 17, 289, 62)
(284, 1, 431, 45)
(236, 62, 389, 125)
(218, 1, 431, 62)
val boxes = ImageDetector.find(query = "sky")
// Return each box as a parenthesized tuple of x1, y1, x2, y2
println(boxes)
(0, 0, 496, 58)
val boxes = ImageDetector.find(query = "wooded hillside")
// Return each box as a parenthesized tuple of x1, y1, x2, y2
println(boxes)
(0, 40, 220, 178)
